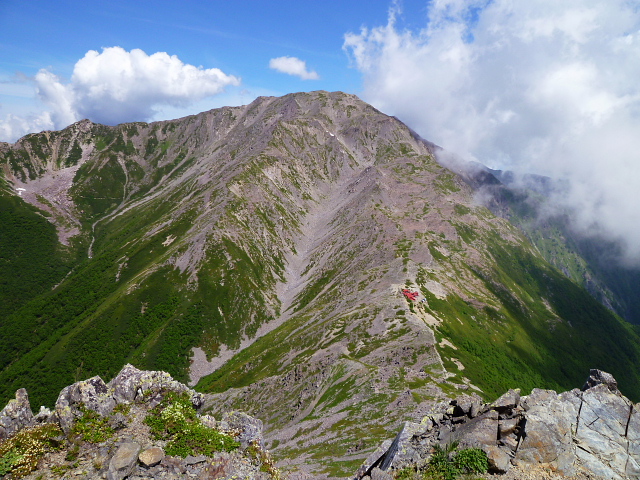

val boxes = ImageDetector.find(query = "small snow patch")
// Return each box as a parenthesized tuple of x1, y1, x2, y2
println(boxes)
(439, 338, 457, 350)
(16, 188, 26, 196)
(451, 358, 465, 370)
(162, 235, 176, 247)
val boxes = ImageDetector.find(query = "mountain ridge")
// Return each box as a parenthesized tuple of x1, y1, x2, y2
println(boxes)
(2, 91, 640, 477)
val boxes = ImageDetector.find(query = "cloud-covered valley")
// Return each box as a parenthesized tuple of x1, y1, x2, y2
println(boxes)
(344, 0, 640, 263)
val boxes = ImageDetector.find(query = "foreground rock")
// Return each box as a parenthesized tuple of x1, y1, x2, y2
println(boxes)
(0, 364, 279, 480)
(355, 369, 639, 480)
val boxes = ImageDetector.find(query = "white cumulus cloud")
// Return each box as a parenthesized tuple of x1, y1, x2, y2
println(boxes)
(269, 56, 319, 80)
(0, 47, 240, 141)
(344, 0, 640, 263)
(0, 111, 54, 144)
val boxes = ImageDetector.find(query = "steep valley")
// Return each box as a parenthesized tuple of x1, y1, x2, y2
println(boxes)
(1, 91, 640, 478)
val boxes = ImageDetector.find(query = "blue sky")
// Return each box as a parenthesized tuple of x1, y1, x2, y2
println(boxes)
(2, 0, 640, 260)
(0, 0, 427, 132)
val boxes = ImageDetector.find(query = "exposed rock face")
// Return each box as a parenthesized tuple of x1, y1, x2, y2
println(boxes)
(356, 370, 640, 480)
(0, 388, 34, 440)
(220, 411, 265, 449)
(582, 368, 619, 393)
(55, 375, 116, 433)
(0, 365, 274, 480)
(108, 364, 204, 408)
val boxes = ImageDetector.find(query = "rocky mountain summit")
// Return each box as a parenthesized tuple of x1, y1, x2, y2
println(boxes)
(2, 367, 638, 480)
(356, 369, 639, 480)
(0, 365, 278, 480)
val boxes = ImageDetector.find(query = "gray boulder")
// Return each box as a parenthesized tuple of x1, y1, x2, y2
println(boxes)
(582, 368, 619, 393)
(370, 467, 394, 480)
(451, 410, 498, 448)
(220, 411, 265, 449)
(138, 447, 164, 468)
(491, 388, 520, 412)
(54, 375, 115, 433)
(515, 388, 578, 475)
(484, 444, 512, 473)
(355, 439, 392, 479)
(107, 442, 141, 480)
(571, 384, 637, 479)
(0, 388, 34, 440)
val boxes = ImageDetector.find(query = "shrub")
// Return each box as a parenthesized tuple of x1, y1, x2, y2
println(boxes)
(70, 406, 114, 443)
(246, 440, 282, 480)
(0, 424, 62, 478)
(426, 442, 460, 480)
(144, 392, 239, 458)
(452, 447, 489, 475)
(393, 442, 489, 480)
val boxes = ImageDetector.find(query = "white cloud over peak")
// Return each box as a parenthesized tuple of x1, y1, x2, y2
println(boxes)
(0, 111, 54, 144)
(269, 56, 319, 80)
(344, 0, 640, 262)
(0, 47, 240, 141)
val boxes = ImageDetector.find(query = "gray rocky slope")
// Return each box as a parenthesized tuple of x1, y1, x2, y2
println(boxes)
(0, 365, 278, 480)
(357, 369, 640, 480)
(2, 368, 640, 480)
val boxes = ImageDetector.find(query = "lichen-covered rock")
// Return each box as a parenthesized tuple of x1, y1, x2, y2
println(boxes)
(355, 439, 393, 479)
(0, 365, 276, 480)
(451, 410, 499, 448)
(572, 384, 638, 479)
(370, 466, 394, 480)
(108, 363, 204, 408)
(484, 444, 512, 473)
(54, 376, 115, 433)
(0, 388, 33, 440)
(514, 389, 577, 475)
(491, 388, 521, 412)
(220, 411, 265, 449)
(33, 405, 53, 424)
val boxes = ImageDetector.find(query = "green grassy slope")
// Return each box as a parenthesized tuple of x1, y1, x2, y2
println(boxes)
(484, 180, 640, 324)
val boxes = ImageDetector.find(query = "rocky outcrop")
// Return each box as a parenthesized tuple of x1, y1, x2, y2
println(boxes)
(356, 370, 640, 480)
(0, 364, 277, 480)
(0, 389, 34, 440)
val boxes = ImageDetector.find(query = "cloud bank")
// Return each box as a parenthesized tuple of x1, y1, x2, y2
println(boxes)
(344, 0, 640, 262)
(269, 56, 319, 80)
(1, 47, 240, 140)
